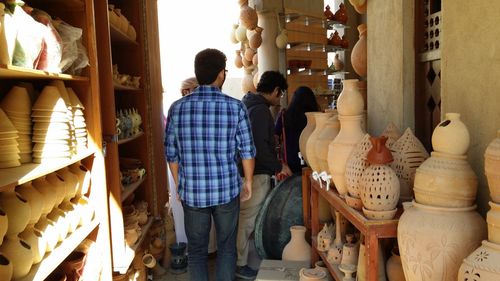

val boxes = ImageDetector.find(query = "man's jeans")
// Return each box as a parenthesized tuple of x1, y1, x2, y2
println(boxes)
(183, 196, 239, 281)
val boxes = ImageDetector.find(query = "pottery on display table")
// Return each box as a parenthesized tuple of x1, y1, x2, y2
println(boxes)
(299, 112, 317, 165)
(315, 115, 340, 173)
(306, 112, 335, 173)
(326, 210, 344, 265)
(336, 79, 364, 116)
(282, 225, 311, 263)
(345, 133, 371, 205)
(299, 268, 327, 281)
(458, 240, 500, 281)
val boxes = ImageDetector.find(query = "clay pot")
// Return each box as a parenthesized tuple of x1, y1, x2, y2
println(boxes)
(47, 208, 70, 242)
(234, 50, 243, 68)
(58, 201, 80, 233)
(282, 225, 311, 263)
(249, 27, 263, 49)
(386, 247, 405, 281)
(241, 69, 256, 93)
(324, 5, 334, 20)
(314, 261, 333, 281)
(35, 215, 58, 252)
(351, 24, 367, 77)
(299, 112, 318, 165)
(333, 54, 344, 71)
(458, 240, 500, 281)
(349, 0, 367, 14)
(57, 167, 80, 199)
(275, 29, 288, 49)
(341, 35, 349, 49)
(0, 236, 33, 279)
(487, 201, 500, 244)
(340, 235, 359, 266)
(328, 30, 342, 46)
(244, 46, 256, 62)
(239, 4, 258, 30)
(235, 24, 247, 42)
(46, 173, 68, 206)
(0, 208, 6, 245)
(33, 176, 58, 214)
(0, 254, 13, 281)
(71, 196, 94, 226)
(337, 79, 364, 116)
(0, 186, 31, 237)
(345, 133, 371, 206)
(19, 226, 46, 264)
(485, 129, 500, 202)
(299, 268, 327, 281)
(69, 162, 91, 196)
(398, 202, 486, 281)
(127, 24, 137, 41)
(413, 151, 477, 208)
(315, 115, 340, 173)
(306, 112, 335, 172)
(16, 182, 43, 225)
(334, 3, 348, 24)
(328, 115, 365, 196)
(229, 24, 239, 44)
(431, 113, 470, 155)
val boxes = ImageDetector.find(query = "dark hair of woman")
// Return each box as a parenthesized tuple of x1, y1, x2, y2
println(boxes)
(284, 86, 319, 130)
(194, 48, 227, 85)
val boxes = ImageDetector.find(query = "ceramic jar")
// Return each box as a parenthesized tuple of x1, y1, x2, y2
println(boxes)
(299, 112, 317, 165)
(249, 27, 263, 49)
(314, 261, 333, 281)
(72, 196, 94, 226)
(386, 248, 405, 281)
(19, 226, 46, 264)
(16, 182, 43, 226)
(487, 201, 500, 244)
(345, 133, 371, 209)
(235, 24, 247, 42)
(316, 224, 332, 252)
(334, 3, 348, 25)
(47, 208, 70, 242)
(240, 4, 258, 30)
(431, 113, 470, 155)
(69, 162, 91, 196)
(485, 129, 500, 202)
(351, 24, 367, 77)
(0, 208, 6, 244)
(337, 79, 364, 116)
(46, 173, 68, 206)
(414, 151, 477, 208)
(0, 186, 31, 237)
(275, 29, 288, 49)
(33, 176, 58, 214)
(390, 128, 429, 202)
(360, 137, 400, 218)
(398, 202, 486, 281)
(234, 50, 243, 68)
(315, 115, 340, 173)
(306, 112, 335, 172)
(458, 240, 500, 281)
(299, 268, 327, 281)
(57, 167, 80, 200)
(230, 24, 239, 44)
(0, 254, 13, 281)
(340, 235, 359, 266)
(282, 225, 311, 263)
(327, 115, 365, 196)
(59, 201, 80, 233)
(333, 54, 344, 71)
(0, 236, 33, 279)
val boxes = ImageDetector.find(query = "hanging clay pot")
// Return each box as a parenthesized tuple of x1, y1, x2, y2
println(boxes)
(485, 129, 500, 202)
(324, 5, 334, 20)
(458, 240, 500, 281)
(16, 182, 43, 225)
(242, 57, 253, 68)
(282, 225, 311, 263)
(315, 115, 340, 173)
(249, 27, 263, 49)
(0, 254, 13, 281)
(229, 24, 239, 44)
(0, 186, 31, 237)
(349, 0, 367, 14)
(386, 247, 405, 281)
(234, 50, 243, 68)
(351, 24, 367, 77)
(334, 4, 348, 25)
(337, 79, 364, 116)
(306, 112, 335, 173)
(431, 113, 470, 155)
(235, 24, 247, 42)
(0, 236, 33, 279)
(242, 68, 256, 93)
(244, 46, 256, 62)
(238, 0, 248, 6)
(240, 4, 258, 30)
(275, 29, 288, 49)
(333, 54, 344, 71)
(398, 202, 486, 281)
(252, 52, 258, 66)
(299, 112, 317, 165)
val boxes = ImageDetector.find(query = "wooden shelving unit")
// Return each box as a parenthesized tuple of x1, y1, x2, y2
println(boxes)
(0, 65, 89, 81)
(303, 167, 400, 281)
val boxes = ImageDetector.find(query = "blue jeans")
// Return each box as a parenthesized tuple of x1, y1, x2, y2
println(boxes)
(183, 196, 239, 281)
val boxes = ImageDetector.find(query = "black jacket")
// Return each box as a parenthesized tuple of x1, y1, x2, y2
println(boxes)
(242, 93, 282, 175)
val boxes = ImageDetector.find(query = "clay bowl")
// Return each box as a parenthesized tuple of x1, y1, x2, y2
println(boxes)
(0, 86, 31, 114)
(362, 207, 397, 220)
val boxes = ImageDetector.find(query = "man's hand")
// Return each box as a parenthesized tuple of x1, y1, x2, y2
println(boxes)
(240, 179, 253, 202)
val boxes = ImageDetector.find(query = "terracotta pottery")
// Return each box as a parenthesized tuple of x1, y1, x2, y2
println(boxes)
(316, 224, 332, 252)
(244, 46, 256, 62)
(0, 186, 30, 237)
(432, 113, 470, 155)
(299, 268, 327, 281)
(341, 35, 349, 49)
(0, 254, 13, 281)
(234, 50, 243, 68)
(230, 24, 239, 44)
(334, 3, 348, 25)
(324, 5, 334, 20)
(57, 167, 80, 200)
(340, 235, 359, 266)
(326, 210, 344, 265)
(275, 29, 288, 49)
(46, 173, 68, 206)
(33, 176, 57, 215)
(306, 112, 335, 172)
(241, 68, 256, 93)
(315, 115, 340, 173)
(351, 24, 367, 77)
(249, 27, 263, 49)
(16, 182, 43, 225)
(386, 247, 405, 281)
(458, 240, 500, 281)
(337, 79, 364, 116)
(398, 202, 486, 281)
(19, 226, 46, 264)
(349, 0, 367, 14)
(239, 4, 258, 30)
(328, 30, 342, 46)
(390, 128, 429, 201)
(360, 137, 400, 215)
(0, 208, 6, 245)
(487, 201, 500, 244)
(0, 236, 33, 279)
(414, 151, 477, 208)
(333, 54, 344, 71)
(345, 134, 371, 208)
(282, 225, 311, 263)
(485, 129, 500, 202)
(35, 216, 59, 252)
(235, 24, 247, 42)
(328, 115, 365, 197)
(299, 112, 317, 165)
(381, 122, 402, 148)
(69, 162, 91, 196)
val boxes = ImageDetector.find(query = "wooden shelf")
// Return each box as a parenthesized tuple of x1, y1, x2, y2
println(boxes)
(281, 13, 350, 30)
(121, 176, 146, 202)
(288, 43, 345, 52)
(114, 83, 142, 91)
(120, 217, 153, 272)
(0, 149, 95, 190)
(117, 131, 144, 145)
(312, 237, 343, 281)
(109, 24, 138, 45)
(18, 219, 99, 281)
(0, 65, 89, 81)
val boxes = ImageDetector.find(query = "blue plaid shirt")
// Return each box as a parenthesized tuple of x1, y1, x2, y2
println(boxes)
(165, 85, 256, 207)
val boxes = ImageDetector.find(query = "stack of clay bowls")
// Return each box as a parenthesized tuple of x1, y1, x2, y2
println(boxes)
(0, 108, 20, 168)
(67, 88, 87, 153)
(31, 85, 72, 163)
(0, 86, 32, 164)
(50, 81, 77, 156)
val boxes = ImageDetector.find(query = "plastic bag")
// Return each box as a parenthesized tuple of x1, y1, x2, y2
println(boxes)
(9, 4, 44, 69)
(54, 19, 82, 73)
(30, 7, 62, 73)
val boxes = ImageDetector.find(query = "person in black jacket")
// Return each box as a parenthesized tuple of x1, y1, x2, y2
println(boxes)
(236, 71, 292, 279)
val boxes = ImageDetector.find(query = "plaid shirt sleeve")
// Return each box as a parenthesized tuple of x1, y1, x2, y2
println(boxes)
(236, 104, 256, 159)
(164, 105, 179, 162)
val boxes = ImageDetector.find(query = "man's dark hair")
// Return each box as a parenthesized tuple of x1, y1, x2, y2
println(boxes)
(194, 48, 227, 85)
(256, 71, 288, 94)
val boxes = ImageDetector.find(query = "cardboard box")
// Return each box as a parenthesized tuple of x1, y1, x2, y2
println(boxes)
(256, 259, 310, 281)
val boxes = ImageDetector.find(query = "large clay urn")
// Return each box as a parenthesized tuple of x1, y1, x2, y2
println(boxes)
(0, 186, 31, 237)
(306, 112, 334, 172)
(327, 115, 365, 196)
(315, 115, 340, 173)
(485, 129, 500, 202)
(282, 225, 311, 264)
(249, 26, 263, 49)
(458, 240, 500, 281)
(398, 201, 486, 281)
(0, 236, 33, 279)
(336, 79, 364, 116)
(431, 113, 470, 155)
(299, 112, 317, 166)
(0, 254, 13, 281)
(351, 24, 367, 77)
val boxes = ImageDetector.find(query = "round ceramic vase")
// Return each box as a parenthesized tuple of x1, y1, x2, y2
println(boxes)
(336, 79, 364, 116)
(306, 112, 334, 172)
(0, 236, 33, 279)
(386, 248, 405, 281)
(0, 186, 31, 237)
(398, 202, 486, 281)
(282, 225, 311, 264)
(351, 24, 367, 77)
(487, 201, 500, 244)
(299, 112, 317, 165)
(315, 115, 340, 173)
(431, 113, 470, 155)
(485, 129, 500, 202)
(458, 240, 500, 281)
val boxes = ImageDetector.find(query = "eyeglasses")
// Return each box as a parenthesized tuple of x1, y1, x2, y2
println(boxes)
(280, 89, 286, 98)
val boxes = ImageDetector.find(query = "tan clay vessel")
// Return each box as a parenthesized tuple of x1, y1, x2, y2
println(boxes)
(485, 129, 500, 202)
(282, 225, 311, 263)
